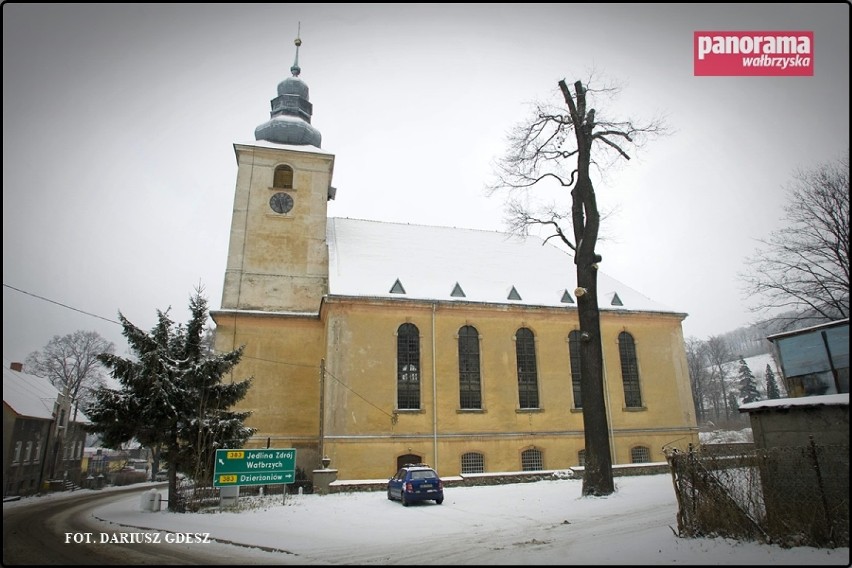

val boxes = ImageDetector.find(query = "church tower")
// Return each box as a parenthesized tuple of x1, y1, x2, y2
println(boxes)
(220, 33, 335, 313)
(213, 33, 333, 471)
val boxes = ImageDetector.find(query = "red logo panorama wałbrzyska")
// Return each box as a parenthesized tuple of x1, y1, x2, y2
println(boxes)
(694, 31, 814, 76)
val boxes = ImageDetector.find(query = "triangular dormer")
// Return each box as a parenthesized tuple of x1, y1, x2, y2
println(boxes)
(450, 282, 466, 298)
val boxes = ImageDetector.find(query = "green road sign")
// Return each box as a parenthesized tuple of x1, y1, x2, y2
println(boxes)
(213, 448, 297, 487)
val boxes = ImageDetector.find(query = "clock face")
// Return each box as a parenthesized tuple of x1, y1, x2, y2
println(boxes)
(269, 192, 294, 214)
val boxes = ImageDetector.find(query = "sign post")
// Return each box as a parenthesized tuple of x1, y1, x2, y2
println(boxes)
(213, 448, 297, 488)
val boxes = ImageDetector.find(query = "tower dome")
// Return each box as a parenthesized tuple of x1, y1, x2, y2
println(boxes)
(255, 34, 322, 147)
(277, 75, 309, 99)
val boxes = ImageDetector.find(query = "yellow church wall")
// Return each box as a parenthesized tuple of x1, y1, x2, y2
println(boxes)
(601, 312, 697, 429)
(327, 434, 590, 479)
(323, 302, 411, 436)
(212, 310, 324, 473)
(324, 431, 692, 479)
(221, 144, 332, 313)
(318, 297, 698, 479)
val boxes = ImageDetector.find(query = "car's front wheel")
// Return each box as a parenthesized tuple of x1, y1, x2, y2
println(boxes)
(435, 497, 443, 505)
(387, 489, 393, 500)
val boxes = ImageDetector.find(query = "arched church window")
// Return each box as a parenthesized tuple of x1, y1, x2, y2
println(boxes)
(273, 165, 294, 189)
(515, 327, 539, 409)
(619, 331, 643, 408)
(458, 325, 482, 409)
(568, 330, 583, 409)
(397, 323, 420, 409)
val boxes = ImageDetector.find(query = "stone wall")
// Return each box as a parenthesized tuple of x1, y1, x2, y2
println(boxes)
(327, 462, 671, 494)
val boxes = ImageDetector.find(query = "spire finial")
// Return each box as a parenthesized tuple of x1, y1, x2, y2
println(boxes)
(291, 22, 302, 77)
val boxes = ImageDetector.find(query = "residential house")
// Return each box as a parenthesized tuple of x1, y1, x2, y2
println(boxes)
(3, 363, 88, 495)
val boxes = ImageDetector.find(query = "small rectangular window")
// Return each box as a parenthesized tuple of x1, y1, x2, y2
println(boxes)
(631, 446, 651, 463)
(521, 448, 543, 471)
(461, 452, 485, 474)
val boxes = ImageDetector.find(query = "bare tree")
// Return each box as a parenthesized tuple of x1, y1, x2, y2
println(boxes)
(25, 330, 115, 415)
(684, 337, 710, 424)
(704, 336, 733, 423)
(741, 152, 849, 329)
(25, 330, 115, 479)
(489, 78, 664, 496)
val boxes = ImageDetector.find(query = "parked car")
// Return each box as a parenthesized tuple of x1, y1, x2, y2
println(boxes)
(387, 464, 444, 506)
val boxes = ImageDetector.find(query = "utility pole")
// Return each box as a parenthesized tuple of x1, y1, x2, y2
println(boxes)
(319, 359, 326, 462)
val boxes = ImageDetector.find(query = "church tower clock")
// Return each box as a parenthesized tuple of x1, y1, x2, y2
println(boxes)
(220, 34, 335, 313)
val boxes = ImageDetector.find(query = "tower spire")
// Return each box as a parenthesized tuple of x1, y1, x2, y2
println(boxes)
(291, 22, 301, 77)
(254, 23, 322, 147)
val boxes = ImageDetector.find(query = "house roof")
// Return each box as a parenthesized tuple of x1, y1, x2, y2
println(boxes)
(766, 318, 849, 341)
(3, 366, 91, 423)
(3, 366, 60, 420)
(326, 217, 680, 315)
(739, 393, 849, 412)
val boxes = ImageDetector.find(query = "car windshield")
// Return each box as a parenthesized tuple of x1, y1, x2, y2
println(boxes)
(410, 470, 437, 480)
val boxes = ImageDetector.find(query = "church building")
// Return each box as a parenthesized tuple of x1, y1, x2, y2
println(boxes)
(211, 37, 699, 481)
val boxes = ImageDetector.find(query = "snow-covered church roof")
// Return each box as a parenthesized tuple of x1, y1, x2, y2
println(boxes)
(326, 217, 680, 315)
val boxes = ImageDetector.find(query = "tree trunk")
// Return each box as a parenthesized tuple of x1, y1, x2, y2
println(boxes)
(576, 218, 615, 496)
(562, 78, 615, 497)
(151, 445, 161, 482)
(167, 431, 179, 512)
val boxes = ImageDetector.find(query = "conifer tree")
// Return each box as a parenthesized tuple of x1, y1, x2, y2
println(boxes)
(737, 356, 761, 404)
(86, 288, 254, 510)
(765, 364, 782, 399)
(728, 392, 740, 414)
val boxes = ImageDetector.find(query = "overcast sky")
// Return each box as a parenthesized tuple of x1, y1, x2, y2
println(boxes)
(3, 3, 849, 364)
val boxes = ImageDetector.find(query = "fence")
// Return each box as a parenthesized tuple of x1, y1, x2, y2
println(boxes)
(170, 477, 313, 512)
(666, 439, 849, 548)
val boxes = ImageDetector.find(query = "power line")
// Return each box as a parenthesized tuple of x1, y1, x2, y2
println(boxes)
(323, 367, 394, 419)
(3, 282, 330, 373)
(4, 283, 121, 325)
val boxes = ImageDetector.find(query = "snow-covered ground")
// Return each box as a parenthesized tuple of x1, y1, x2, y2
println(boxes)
(6, 471, 848, 565)
(699, 427, 753, 444)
